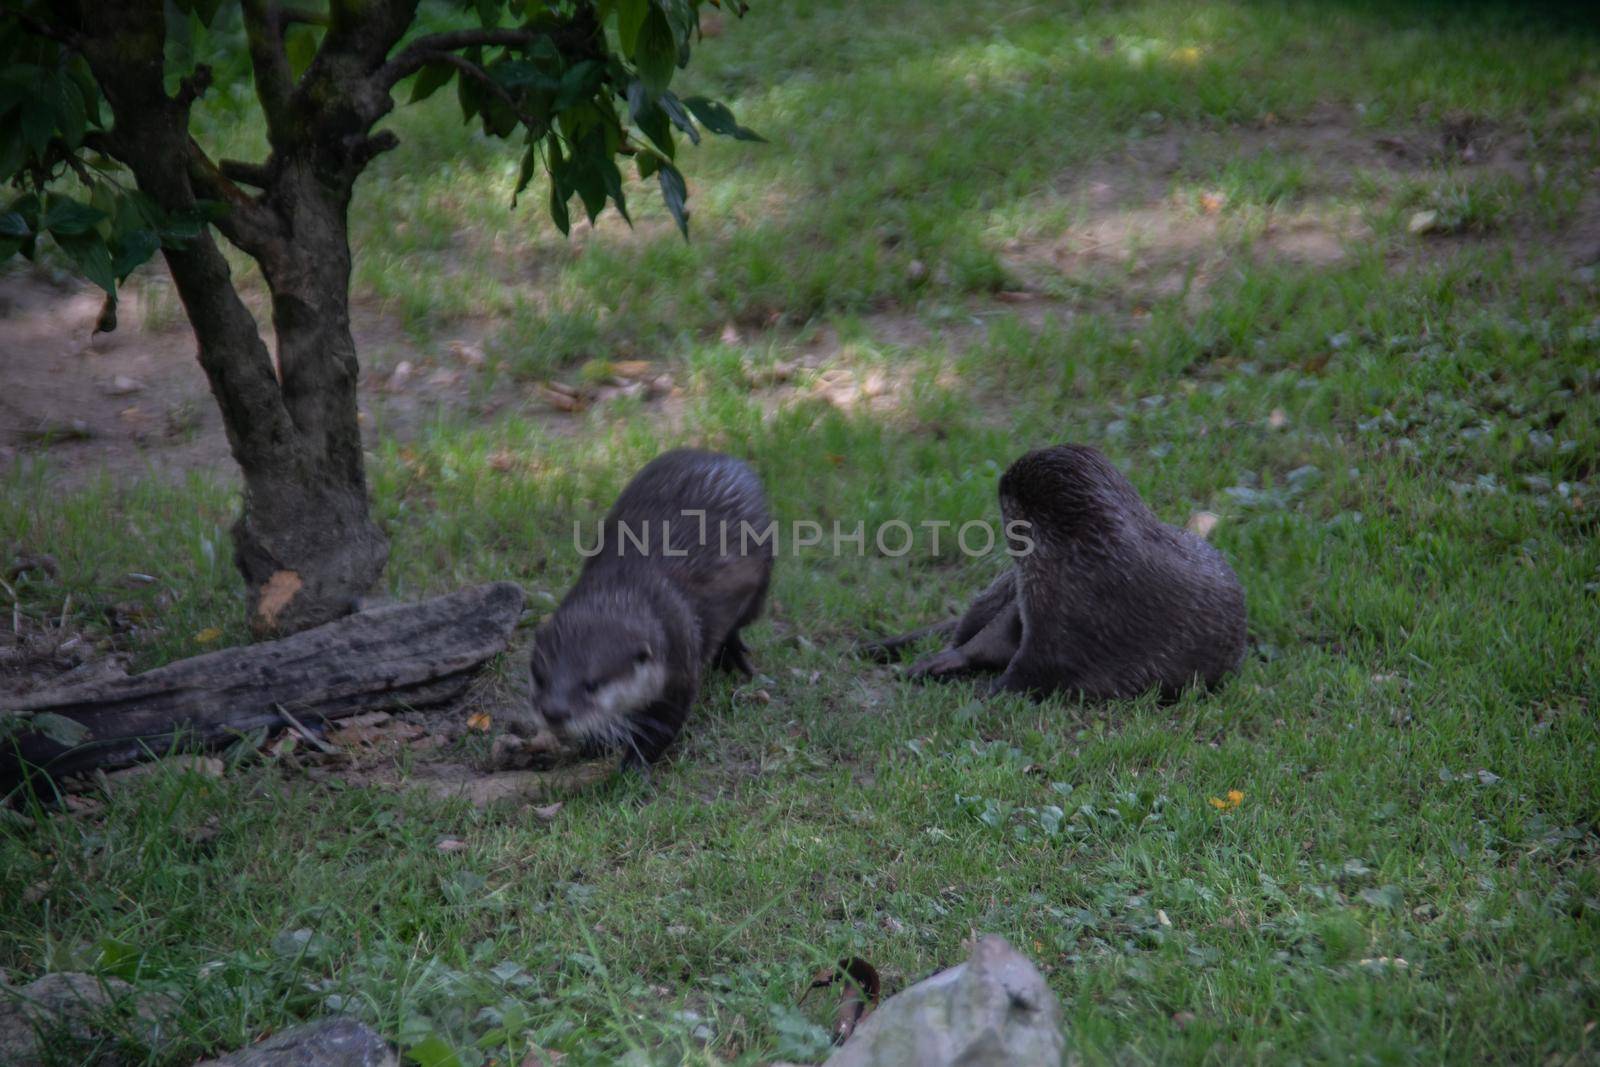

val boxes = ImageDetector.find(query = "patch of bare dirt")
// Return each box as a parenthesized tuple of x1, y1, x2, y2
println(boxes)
(996, 106, 1585, 302)
(0, 269, 546, 488)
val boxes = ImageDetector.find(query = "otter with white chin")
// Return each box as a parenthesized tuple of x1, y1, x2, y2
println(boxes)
(529, 449, 773, 768)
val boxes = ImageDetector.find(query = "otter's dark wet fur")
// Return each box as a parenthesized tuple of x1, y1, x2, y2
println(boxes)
(529, 449, 772, 767)
(867, 444, 1246, 700)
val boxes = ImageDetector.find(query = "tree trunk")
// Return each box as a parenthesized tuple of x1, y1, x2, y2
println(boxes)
(70, 0, 402, 636)
(232, 164, 389, 636)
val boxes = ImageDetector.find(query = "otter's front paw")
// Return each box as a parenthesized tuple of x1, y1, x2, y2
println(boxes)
(907, 648, 970, 679)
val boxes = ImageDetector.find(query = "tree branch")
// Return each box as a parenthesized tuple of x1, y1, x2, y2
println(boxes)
(405, 50, 535, 124)
(348, 130, 398, 169)
(173, 64, 214, 110)
(376, 26, 599, 89)
(185, 139, 282, 258)
(280, 6, 329, 28)
(219, 158, 273, 187)
(240, 0, 298, 147)
(0, 4, 83, 49)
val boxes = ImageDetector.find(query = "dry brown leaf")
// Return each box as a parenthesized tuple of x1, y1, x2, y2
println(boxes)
(466, 711, 492, 732)
(1301, 352, 1332, 374)
(611, 360, 653, 379)
(1186, 511, 1220, 539)
(194, 626, 223, 644)
(1267, 407, 1289, 429)
(719, 321, 741, 345)
(532, 802, 564, 821)
(1199, 190, 1227, 215)
(435, 838, 468, 853)
(327, 717, 423, 747)
(537, 384, 586, 412)
(255, 570, 303, 631)
(448, 340, 486, 368)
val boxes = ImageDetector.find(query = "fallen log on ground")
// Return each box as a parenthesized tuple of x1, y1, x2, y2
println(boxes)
(1, 582, 524, 785)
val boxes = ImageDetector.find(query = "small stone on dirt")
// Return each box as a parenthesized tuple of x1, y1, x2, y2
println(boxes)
(6, 553, 59, 581)
(105, 376, 145, 396)
(1408, 210, 1440, 236)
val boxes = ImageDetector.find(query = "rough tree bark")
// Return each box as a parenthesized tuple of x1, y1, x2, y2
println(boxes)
(60, 0, 431, 635)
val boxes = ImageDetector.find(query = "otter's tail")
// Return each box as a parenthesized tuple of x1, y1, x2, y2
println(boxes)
(854, 619, 957, 663)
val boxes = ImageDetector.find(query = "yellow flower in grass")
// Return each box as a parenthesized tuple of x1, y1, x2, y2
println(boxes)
(1209, 790, 1245, 811)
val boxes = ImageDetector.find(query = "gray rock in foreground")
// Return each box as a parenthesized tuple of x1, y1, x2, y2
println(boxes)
(0, 972, 174, 1067)
(197, 1019, 397, 1067)
(824, 935, 1063, 1067)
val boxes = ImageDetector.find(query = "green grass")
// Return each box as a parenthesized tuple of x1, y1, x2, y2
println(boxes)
(5, 0, 1600, 1064)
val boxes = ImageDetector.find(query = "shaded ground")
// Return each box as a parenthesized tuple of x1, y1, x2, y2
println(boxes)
(5, 109, 1594, 488)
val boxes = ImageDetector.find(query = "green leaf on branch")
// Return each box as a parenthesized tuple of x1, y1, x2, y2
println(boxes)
(42, 195, 107, 236)
(682, 95, 765, 141)
(658, 160, 688, 238)
(658, 92, 700, 144)
(409, 62, 455, 104)
(616, 0, 650, 57)
(554, 60, 602, 112)
(54, 232, 116, 293)
(634, 6, 678, 95)
(457, 48, 484, 123)
(50, 71, 87, 149)
(628, 82, 675, 160)
(599, 154, 629, 225)
(111, 228, 161, 280)
(19, 96, 53, 155)
(512, 142, 539, 207)
(549, 179, 570, 236)
(0, 131, 25, 183)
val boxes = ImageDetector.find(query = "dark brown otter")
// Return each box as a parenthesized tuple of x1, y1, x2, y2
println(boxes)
(529, 449, 773, 767)
(866, 444, 1246, 700)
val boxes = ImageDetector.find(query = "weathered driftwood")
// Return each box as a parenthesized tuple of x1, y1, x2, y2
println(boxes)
(1, 582, 524, 783)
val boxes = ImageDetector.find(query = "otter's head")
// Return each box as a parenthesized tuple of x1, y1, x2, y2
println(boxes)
(998, 444, 1149, 552)
(528, 605, 669, 747)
